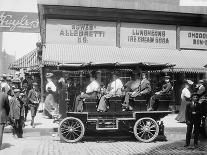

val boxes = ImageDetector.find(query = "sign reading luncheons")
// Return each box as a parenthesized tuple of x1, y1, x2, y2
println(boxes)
(180, 26, 207, 49)
(120, 23, 176, 49)
(46, 19, 116, 46)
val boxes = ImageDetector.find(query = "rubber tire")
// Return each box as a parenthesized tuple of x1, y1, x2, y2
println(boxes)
(133, 117, 159, 143)
(59, 117, 85, 143)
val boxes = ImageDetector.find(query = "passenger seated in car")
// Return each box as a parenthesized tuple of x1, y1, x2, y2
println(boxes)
(123, 72, 151, 111)
(97, 71, 123, 112)
(122, 72, 141, 111)
(148, 75, 172, 111)
(74, 71, 100, 112)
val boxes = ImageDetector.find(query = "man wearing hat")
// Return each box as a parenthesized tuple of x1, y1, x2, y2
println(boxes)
(0, 89, 10, 149)
(27, 82, 40, 128)
(148, 75, 172, 111)
(195, 80, 206, 99)
(9, 89, 24, 138)
(74, 71, 100, 112)
(185, 93, 202, 148)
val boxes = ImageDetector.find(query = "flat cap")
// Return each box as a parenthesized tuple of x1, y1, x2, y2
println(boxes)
(164, 75, 170, 79)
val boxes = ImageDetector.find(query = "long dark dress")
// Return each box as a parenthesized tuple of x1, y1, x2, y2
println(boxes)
(175, 87, 190, 123)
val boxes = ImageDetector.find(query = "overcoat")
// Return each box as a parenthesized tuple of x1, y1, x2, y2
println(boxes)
(0, 92, 10, 123)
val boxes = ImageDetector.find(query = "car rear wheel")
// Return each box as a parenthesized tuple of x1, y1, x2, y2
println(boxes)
(59, 117, 85, 143)
(133, 117, 159, 143)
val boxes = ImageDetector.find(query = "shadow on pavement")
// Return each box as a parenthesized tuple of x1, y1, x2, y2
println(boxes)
(145, 139, 207, 155)
(56, 131, 169, 143)
(1, 143, 13, 150)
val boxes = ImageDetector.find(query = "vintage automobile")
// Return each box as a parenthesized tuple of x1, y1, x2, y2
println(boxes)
(58, 62, 175, 143)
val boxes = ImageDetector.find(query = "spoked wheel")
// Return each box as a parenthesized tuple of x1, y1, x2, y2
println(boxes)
(133, 117, 159, 143)
(59, 117, 85, 143)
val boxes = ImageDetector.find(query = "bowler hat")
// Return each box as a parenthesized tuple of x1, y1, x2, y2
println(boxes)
(46, 73, 53, 78)
(112, 71, 119, 77)
(185, 79, 194, 85)
(32, 82, 38, 86)
(191, 93, 199, 98)
(12, 78, 21, 83)
(13, 89, 20, 93)
(89, 71, 98, 79)
(198, 80, 204, 83)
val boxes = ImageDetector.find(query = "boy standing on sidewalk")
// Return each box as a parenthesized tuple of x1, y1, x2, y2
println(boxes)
(28, 83, 40, 128)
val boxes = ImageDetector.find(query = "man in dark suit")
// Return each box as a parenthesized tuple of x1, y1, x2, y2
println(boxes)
(0, 91, 10, 149)
(185, 93, 202, 148)
(9, 89, 24, 138)
(148, 75, 172, 111)
(122, 72, 151, 111)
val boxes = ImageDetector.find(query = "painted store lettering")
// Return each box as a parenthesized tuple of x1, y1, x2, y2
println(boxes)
(128, 36, 169, 44)
(188, 32, 207, 39)
(59, 29, 105, 37)
(132, 29, 166, 37)
(193, 39, 207, 46)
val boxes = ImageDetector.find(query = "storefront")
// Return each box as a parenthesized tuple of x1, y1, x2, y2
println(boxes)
(37, 0, 207, 114)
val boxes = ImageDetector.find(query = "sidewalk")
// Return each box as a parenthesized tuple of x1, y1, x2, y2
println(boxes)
(4, 111, 59, 135)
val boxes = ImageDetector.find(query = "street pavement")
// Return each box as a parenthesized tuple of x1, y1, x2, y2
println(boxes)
(1, 113, 207, 155)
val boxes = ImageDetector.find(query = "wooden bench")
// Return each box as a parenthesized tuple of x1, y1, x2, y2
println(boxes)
(84, 98, 99, 112)
(108, 96, 123, 112)
(156, 95, 173, 111)
(131, 95, 150, 111)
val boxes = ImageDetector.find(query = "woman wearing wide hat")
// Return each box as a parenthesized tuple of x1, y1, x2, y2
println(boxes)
(44, 73, 58, 118)
(175, 80, 192, 123)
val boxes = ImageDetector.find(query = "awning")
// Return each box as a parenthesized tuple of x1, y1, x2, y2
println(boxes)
(9, 49, 40, 71)
(42, 44, 207, 73)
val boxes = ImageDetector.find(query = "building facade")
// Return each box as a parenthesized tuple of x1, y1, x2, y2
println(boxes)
(37, 0, 207, 111)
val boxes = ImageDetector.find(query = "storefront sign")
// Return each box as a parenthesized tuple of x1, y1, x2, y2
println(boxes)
(120, 23, 176, 49)
(46, 19, 116, 46)
(0, 11, 39, 33)
(180, 26, 207, 50)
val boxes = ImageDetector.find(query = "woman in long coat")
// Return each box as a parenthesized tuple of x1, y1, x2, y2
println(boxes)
(175, 81, 191, 123)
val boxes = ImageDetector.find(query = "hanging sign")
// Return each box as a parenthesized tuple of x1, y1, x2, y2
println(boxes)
(120, 23, 176, 49)
(0, 11, 39, 33)
(46, 19, 116, 46)
(180, 26, 207, 50)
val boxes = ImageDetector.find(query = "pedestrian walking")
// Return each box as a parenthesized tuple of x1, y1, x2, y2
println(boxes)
(19, 83, 29, 122)
(0, 91, 10, 149)
(28, 82, 40, 128)
(184, 93, 202, 148)
(175, 80, 191, 123)
(9, 89, 24, 138)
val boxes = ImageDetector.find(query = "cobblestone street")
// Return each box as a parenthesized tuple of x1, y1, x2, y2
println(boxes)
(1, 113, 207, 155)
(1, 132, 207, 155)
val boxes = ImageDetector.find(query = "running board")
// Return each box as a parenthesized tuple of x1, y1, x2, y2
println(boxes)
(96, 118, 118, 130)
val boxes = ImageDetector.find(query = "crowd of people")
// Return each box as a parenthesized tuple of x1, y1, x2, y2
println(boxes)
(0, 73, 40, 149)
(174, 79, 207, 148)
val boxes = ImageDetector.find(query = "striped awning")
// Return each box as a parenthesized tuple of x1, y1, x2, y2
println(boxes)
(42, 44, 207, 73)
(9, 49, 40, 70)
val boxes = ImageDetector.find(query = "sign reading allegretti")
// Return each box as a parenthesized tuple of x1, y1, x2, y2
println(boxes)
(46, 19, 116, 46)
(180, 26, 207, 50)
(120, 23, 176, 49)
